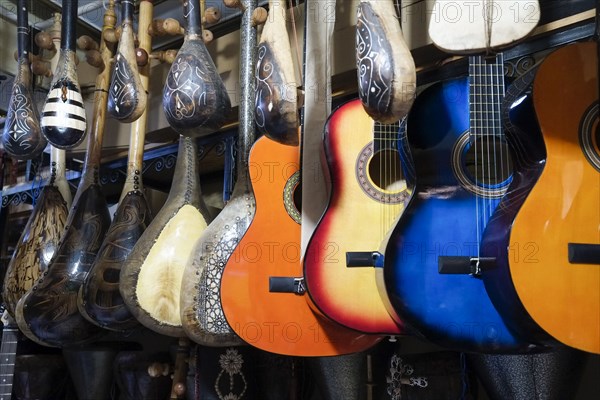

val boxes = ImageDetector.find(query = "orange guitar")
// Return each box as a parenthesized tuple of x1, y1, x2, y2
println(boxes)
(221, 134, 382, 355)
(504, 41, 600, 354)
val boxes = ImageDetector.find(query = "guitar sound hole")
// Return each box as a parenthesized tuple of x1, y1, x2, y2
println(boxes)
(293, 183, 302, 213)
(368, 149, 405, 192)
(464, 137, 512, 187)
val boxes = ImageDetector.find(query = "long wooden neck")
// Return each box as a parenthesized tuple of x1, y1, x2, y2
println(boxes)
(234, 0, 259, 187)
(185, 0, 203, 36)
(0, 314, 18, 400)
(16, 0, 29, 59)
(121, 0, 153, 201)
(79, 2, 116, 183)
(61, 0, 78, 52)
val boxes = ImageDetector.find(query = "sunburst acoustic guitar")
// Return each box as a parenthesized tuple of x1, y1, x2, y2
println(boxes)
(303, 0, 415, 335)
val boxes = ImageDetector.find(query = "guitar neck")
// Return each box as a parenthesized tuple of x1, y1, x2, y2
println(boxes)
(0, 326, 18, 400)
(468, 53, 505, 141)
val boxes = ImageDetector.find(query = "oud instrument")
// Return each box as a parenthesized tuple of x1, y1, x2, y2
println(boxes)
(2, 15, 72, 320)
(162, 0, 231, 137)
(107, 0, 147, 122)
(382, 0, 543, 351)
(40, 0, 88, 149)
(1, 0, 47, 160)
(15, 1, 117, 347)
(79, 0, 155, 332)
(179, 0, 262, 346)
(356, 0, 415, 123)
(254, 0, 298, 145)
(483, 40, 600, 354)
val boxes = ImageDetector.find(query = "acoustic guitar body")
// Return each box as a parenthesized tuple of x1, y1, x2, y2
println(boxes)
(383, 77, 536, 352)
(221, 135, 381, 355)
(304, 99, 409, 335)
(509, 42, 600, 354)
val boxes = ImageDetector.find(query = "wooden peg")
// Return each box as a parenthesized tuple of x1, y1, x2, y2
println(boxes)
(203, 7, 221, 24)
(252, 7, 268, 26)
(149, 18, 184, 36)
(35, 31, 55, 51)
(150, 49, 178, 64)
(32, 59, 52, 77)
(77, 35, 99, 51)
(84, 49, 104, 69)
(147, 362, 171, 378)
(202, 29, 214, 43)
(136, 48, 149, 66)
(224, 0, 242, 9)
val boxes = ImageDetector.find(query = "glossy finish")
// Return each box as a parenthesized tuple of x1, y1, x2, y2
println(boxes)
(162, 0, 231, 137)
(221, 135, 382, 355)
(509, 42, 600, 354)
(1, 0, 47, 160)
(120, 136, 211, 337)
(384, 77, 537, 352)
(304, 99, 408, 334)
(15, 2, 116, 347)
(480, 67, 555, 346)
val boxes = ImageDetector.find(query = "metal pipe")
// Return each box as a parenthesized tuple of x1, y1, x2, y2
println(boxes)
(0, 3, 18, 24)
(33, 0, 106, 30)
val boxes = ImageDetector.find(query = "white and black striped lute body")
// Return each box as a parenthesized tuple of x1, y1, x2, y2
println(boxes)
(41, 0, 87, 149)
(1, 0, 47, 160)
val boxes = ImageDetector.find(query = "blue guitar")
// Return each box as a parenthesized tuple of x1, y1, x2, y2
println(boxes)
(383, 54, 544, 352)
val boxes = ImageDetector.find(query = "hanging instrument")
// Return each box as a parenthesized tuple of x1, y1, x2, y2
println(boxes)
(79, 0, 155, 332)
(40, 0, 88, 149)
(163, 0, 232, 137)
(15, 0, 117, 348)
(1, 0, 47, 160)
(107, 0, 147, 122)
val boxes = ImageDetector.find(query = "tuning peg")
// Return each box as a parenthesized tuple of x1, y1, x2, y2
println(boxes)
(77, 35, 99, 51)
(136, 48, 149, 66)
(203, 7, 221, 24)
(84, 49, 104, 69)
(224, 0, 242, 9)
(202, 29, 214, 44)
(32, 59, 52, 77)
(150, 49, 178, 64)
(252, 7, 268, 26)
(147, 362, 171, 378)
(35, 31, 56, 51)
(149, 18, 184, 37)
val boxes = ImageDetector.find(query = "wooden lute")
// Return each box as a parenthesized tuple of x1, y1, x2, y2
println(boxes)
(1, 0, 47, 160)
(2, 15, 72, 320)
(179, 0, 261, 346)
(254, 0, 298, 145)
(79, 0, 155, 332)
(40, 0, 88, 149)
(0, 310, 19, 400)
(163, 0, 232, 137)
(107, 0, 147, 123)
(15, 1, 116, 347)
(356, 0, 416, 123)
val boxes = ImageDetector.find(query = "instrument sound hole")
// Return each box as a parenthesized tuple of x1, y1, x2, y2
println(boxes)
(464, 137, 512, 186)
(368, 149, 405, 192)
(293, 183, 302, 213)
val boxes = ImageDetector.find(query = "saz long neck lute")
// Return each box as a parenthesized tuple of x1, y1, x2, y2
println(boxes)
(41, 0, 88, 149)
(119, 0, 219, 338)
(15, 1, 117, 348)
(2, 16, 72, 320)
(162, 0, 231, 137)
(107, 0, 147, 122)
(1, 0, 47, 160)
(180, 0, 260, 346)
(79, 0, 155, 332)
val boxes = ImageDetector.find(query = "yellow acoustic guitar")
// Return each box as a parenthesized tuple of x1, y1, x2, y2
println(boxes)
(509, 41, 600, 354)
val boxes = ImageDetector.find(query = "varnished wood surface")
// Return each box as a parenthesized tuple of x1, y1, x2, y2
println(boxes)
(221, 135, 381, 355)
(511, 42, 600, 354)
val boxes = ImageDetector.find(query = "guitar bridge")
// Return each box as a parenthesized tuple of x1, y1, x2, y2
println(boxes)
(269, 277, 306, 295)
(346, 251, 384, 268)
(438, 256, 496, 276)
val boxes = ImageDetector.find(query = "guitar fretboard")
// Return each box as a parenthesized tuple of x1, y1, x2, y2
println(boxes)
(0, 327, 18, 400)
(468, 54, 505, 140)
